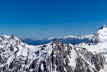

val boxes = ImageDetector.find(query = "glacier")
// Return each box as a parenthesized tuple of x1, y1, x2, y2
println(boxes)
(0, 26, 107, 72)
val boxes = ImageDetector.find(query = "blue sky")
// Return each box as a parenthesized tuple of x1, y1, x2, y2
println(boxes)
(0, 0, 107, 39)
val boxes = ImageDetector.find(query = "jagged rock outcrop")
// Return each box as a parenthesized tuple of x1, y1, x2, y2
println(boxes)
(0, 35, 105, 72)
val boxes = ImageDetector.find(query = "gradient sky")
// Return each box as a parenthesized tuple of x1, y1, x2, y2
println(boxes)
(0, 0, 107, 39)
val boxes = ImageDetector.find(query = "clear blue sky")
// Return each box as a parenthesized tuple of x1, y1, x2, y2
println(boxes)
(0, 0, 107, 39)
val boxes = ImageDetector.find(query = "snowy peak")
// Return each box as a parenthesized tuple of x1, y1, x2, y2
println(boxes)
(0, 26, 107, 72)
(97, 25, 107, 42)
(0, 34, 105, 72)
(64, 34, 95, 39)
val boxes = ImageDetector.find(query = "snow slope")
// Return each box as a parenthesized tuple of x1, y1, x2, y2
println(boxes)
(78, 26, 107, 59)
(77, 26, 107, 72)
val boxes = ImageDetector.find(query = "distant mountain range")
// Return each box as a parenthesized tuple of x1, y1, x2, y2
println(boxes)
(23, 34, 96, 45)
(0, 25, 107, 72)
(23, 38, 94, 45)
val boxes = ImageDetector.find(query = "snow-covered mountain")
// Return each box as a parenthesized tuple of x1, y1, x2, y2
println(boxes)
(64, 34, 95, 39)
(0, 26, 107, 72)
(96, 25, 107, 42)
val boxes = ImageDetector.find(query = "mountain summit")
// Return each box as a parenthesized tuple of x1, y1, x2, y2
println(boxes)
(97, 25, 107, 42)
(0, 26, 107, 72)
